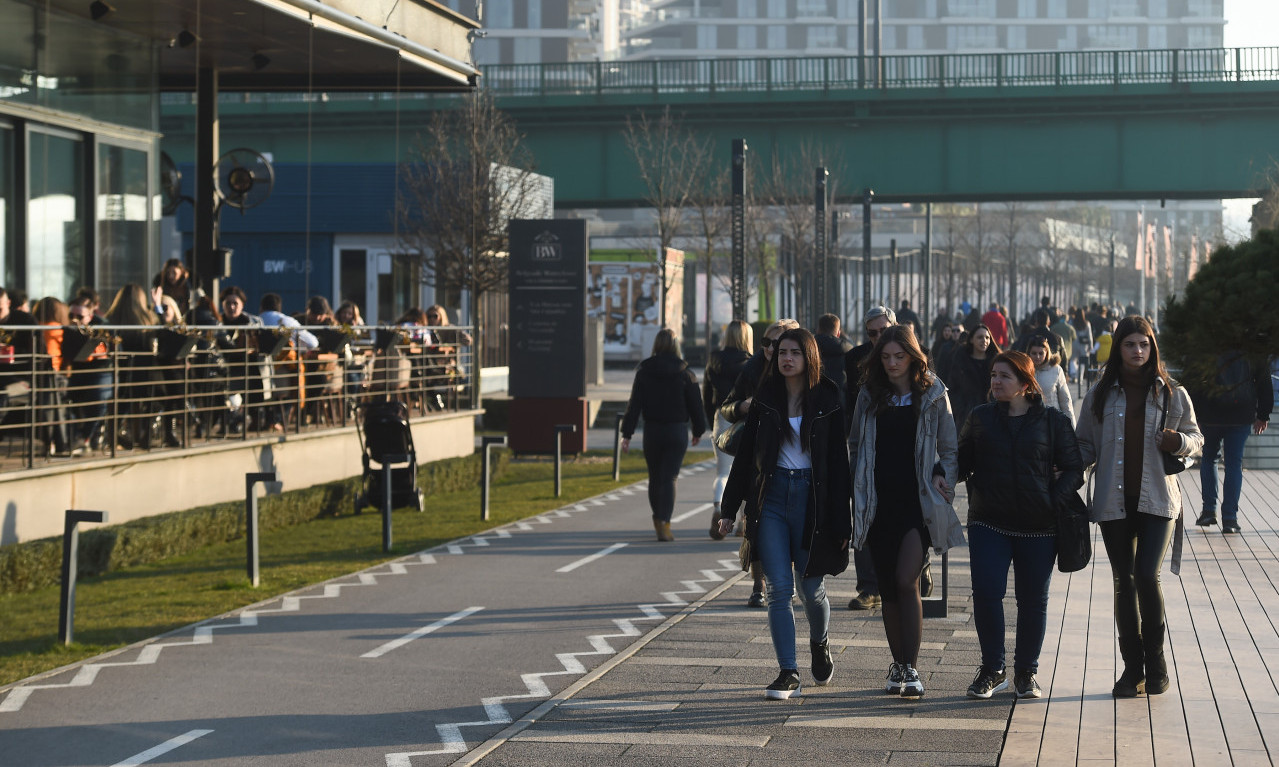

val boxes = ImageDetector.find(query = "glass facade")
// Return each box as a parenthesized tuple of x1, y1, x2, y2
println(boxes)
(26, 128, 85, 301)
(96, 142, 152, 295)
(0, 124, 11, 289)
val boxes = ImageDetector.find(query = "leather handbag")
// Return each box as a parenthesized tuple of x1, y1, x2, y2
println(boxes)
(1047, 411, 1091, 573)
(714, 418, 745, 456)
(1159, 387, 1192, 475)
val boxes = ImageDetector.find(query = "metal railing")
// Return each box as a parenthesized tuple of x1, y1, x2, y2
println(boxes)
(157, 47, 1279, 107)
(0, 324, 474, 474)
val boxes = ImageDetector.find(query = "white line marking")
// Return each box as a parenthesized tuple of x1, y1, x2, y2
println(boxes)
(556, 543, 628, 574)
(670, 503, 714, 524)
(109, 729, 213, 767)
(361, 607, 485, 659)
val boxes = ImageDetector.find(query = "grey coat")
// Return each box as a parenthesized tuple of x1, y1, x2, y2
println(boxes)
(848, 378, 965, 554)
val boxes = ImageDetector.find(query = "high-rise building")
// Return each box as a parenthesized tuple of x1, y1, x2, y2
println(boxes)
(624, 0, 1224, 59)
(438, 0, 652, 64)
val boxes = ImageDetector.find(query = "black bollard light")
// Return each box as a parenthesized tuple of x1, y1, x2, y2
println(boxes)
(553, 424, 577, 497)
(60, 509, 109, 645)
(245, 472, 277, 587)
(612, 413, 624, 482)
(380, 454, 410, 552)
(481, 435, 507, 520)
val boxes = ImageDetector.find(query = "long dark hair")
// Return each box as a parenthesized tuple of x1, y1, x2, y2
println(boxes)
(961, 323, 1001, 359)
(861, 324, 934, 415)
(762, 327, 823, 447)
(1090, 315, 1171, 423)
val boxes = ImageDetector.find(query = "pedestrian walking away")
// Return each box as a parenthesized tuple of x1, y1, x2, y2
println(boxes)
(719, 318, 801, 607)
(1076, 316, 1203, 698)
(703, 319, 754, 539)
(1187, 350, 1272, 534)
(849, 325, 964, 700)
(958, 351, 1083, 700)
(620, 328, 707, 541)
(719, 328, 852, 700)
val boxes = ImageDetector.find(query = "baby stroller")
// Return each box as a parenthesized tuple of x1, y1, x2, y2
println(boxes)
(354, 399, 424, 512)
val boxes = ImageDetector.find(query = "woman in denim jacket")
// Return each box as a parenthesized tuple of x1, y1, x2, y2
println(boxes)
(1077, 315, 1202, 698)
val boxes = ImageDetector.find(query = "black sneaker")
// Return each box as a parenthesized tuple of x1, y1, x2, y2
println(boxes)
(1014, 669, 1042, 699)
(1223, 522, 1242, 534)
(1196, 510, 1218, 527)
(811, 640, 833, 686)
(920, 561, 934, 598)
(765, 669, 802, 700)
(901, 664, 924, 698)
(748, 591, 766, 608)
(967, 666, 1008, 699)
(884, 662, 905, 694)
(848, 590, 881, 610)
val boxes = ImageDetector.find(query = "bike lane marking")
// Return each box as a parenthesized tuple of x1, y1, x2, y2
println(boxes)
(360, 606, 485, 659)
(108, 729, 213, 767)
(555, 543, 628, 573)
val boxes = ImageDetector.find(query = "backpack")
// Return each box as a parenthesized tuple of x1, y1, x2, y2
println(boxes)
(1212, 353, 1255, 408)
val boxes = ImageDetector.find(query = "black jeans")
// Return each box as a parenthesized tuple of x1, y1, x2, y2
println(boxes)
(641, 420, 689, 522)
(1099, 510, 1175, 663)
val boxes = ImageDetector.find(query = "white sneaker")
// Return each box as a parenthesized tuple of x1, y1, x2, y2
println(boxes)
(901, 664, 924, 698)
(885, 662, 905, 694)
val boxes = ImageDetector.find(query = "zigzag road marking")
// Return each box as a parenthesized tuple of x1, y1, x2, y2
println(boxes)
(0, 461, 714, 714)
(383, 555, 741, 766)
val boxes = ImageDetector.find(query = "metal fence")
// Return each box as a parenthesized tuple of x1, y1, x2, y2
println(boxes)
(0, 324, 474, 473)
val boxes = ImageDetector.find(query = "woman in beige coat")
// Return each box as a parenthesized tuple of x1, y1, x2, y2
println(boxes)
(1076, 315, 1202, 698)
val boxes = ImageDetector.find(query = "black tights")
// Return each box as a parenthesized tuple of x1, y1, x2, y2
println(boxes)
(1099, 512, 1175, 664)
(880, 528, 926, 667)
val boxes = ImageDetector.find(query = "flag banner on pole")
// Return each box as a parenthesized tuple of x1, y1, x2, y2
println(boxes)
(1163, 225, 1173, 281)
(1188, 234, 1199, 280)
(1145, 223, 1157, 277)
(1135, 211, 1145, 271)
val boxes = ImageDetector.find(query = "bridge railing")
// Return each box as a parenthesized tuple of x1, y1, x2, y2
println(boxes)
(478, 46, 1279, 97)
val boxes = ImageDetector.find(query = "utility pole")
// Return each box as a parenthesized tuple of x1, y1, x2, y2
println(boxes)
(862, 188, 874, 318)
(731, 139, 747, 321)
(813, 167, 829, 328)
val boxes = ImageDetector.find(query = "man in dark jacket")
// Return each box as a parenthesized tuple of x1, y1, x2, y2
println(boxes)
(897, 300, 922, 341)
(815, 313, 854, 402)
(1013, 308, 1064, 359)
(1190, 352, 1273, 533)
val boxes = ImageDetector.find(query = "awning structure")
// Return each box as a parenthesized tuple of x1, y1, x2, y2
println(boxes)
(52, 0, 480, 90)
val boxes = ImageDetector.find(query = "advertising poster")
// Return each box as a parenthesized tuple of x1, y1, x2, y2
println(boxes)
(587, 250, 683, 361)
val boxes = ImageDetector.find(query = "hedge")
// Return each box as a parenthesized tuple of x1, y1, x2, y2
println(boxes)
(0, 449, 509, 596)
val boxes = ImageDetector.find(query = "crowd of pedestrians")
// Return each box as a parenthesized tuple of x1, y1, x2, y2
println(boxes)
(619, 297, 1271, 704)
(0, 263, 470, 459)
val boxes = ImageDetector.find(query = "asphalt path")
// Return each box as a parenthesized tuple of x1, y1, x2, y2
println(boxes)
(1, 458, 745, 767)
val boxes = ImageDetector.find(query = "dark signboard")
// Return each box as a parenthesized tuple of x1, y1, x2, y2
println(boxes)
(508, 219, 588, 399)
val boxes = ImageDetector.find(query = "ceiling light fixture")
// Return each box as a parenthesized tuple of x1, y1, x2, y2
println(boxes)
(177, 29, 198, 48)
(89, 0, 114, 20)
(251, 53, 271, 71)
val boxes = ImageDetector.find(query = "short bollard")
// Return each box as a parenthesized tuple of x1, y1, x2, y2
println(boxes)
(481, 435, 507, 521)
(922, 551, 949, 619)
(612, 413, 624, 482)
(554, 424, 577, 497)
(245, 472, 277, 587)
(60, 509, 109, 645)
(381, 454, 410, 553)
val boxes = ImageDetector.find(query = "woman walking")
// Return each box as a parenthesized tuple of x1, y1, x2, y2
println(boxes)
(849, 325, 964, 699)
(621, 329, 706, 541)
(1076, 316, 1202, 697)
(947, 324, 1000, 429)
(959, 351, 1083, 700)
(719, 328, 851, 699)
(703, 319, 754, 539)
(1027, 334, 1075, 426)
(719, 318, 801, 607)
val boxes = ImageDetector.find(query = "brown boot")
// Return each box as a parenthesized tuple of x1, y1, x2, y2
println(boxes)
(654, 519, 675, 542)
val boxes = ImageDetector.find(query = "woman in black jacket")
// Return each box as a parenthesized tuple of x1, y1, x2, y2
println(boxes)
(958, 350, 1083, 701)
(718, 328, 852, 700)
(703, 319, 754, 538)
(621, 329, 706, 542)
(946, 323, 1000, 428)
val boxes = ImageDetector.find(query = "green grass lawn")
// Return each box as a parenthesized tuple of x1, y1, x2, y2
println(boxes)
(0, 449, 712, 687)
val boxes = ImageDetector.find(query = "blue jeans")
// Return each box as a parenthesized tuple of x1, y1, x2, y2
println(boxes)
(968, 523, 1057, 674)
(1199, 423, 1251, 523)
(757, 468, 830, 671)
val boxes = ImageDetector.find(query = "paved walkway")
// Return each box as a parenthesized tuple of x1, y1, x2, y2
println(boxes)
(457, 467, 1279, 767)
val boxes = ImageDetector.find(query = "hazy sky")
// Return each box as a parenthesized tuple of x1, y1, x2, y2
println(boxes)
(1223, 1, 1279, 48)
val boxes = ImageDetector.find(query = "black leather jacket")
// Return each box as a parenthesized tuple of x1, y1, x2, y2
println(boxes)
(620, 353, 706, 439)
(957, 397, 1084, 535)
(703, 347, 752, 422)
(720, 376, 852, 577)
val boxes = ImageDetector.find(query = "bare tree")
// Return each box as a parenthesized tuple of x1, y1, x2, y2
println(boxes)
(998, 202, 1029, 323)
(624, 106, 702, 329)
(685, 138, 731, 355)
(397, 90, 547, 408)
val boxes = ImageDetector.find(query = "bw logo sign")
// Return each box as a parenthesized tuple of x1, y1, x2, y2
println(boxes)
(532, 231, 562, 261)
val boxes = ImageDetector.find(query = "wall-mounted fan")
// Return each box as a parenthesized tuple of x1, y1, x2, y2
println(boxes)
(159, 151, 191, 216)
(214, 148, 274, 212)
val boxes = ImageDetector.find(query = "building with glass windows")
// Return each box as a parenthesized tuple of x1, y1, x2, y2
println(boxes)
(0, 0, 475, 308)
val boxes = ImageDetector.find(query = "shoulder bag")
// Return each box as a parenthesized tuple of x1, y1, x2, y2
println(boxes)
(1047, 410, 1091, 573)
(1159, 387, 1193, 475)
(714, 417, 745, 456)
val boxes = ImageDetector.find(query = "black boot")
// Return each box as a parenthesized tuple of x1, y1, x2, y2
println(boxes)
(1112, 633, 1145, 697)
(163, 416, 182, 448)
(1144, 625, 1170, 695)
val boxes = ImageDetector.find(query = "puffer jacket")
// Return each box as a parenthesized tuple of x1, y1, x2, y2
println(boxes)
(1076, 377, 1203, 522)
(958, 397, 1084, 534)
(848, 378, 965, 554)
(620, 353, 707, 440)
(720, 376, 852, 578)
(703, 347, 752, 422)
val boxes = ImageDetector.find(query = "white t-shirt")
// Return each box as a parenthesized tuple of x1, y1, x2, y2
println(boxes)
(777, 415, 812, 470)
